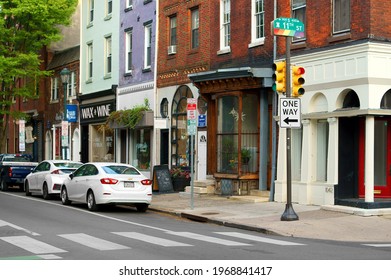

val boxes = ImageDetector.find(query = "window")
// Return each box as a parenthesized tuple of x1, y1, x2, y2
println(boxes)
(144, 23, 152, 69)
(87, 43, 93, 80)
(67, 71, 77, 97)
(88, 0, 94, 24)
(220, 0, 230, 50)
(191, 8, 199, 49)
(105, 36, 112, 76)
(126, 29, 133, 73)
(250, 0, 264, 45)
(292, 128, 303, 181)
(126, 0, 133, 9)
(316, 120, 329, 181)
(51, 77, 59, 101)
(169, 16, 177, 47)
(106, 0, 112, 16)
(160, 98, 168, 118)
(134, 129, 151, 170)
(333, 0, 350, 33)
(292, 0, 306, 40)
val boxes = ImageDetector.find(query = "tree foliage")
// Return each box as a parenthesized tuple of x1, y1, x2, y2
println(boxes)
(0, 0, 78, 152)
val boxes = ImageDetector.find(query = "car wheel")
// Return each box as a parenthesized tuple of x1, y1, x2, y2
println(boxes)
(61, 187, 71, 205)
(42, 183, 50, 200)
(87, 191, 99, 211)
(136, 204, 148, 213)
(0, 180, 8, 192)
(25, 181, 31, 196)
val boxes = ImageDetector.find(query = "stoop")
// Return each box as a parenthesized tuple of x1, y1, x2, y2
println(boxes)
(184, 179, 215, 195)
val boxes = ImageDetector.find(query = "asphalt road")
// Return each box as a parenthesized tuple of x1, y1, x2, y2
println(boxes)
(0, 191, 390, 261)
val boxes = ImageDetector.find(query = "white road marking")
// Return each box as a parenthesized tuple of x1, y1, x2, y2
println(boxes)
(58, 233, 129, 251)
(0, 236, 67, 254)
(362, 244, 391, 247)
(167, 231, 251, 246)
(113, 232, 193, 247)
(216, 232, 306, 246)
(0, 219, 40, 236)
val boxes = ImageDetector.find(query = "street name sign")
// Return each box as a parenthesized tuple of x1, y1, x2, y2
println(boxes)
(273, 17, 305, 38)
(280, 98, 301, 129)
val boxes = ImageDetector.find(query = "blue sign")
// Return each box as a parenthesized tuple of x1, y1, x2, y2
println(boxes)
(198, 114, 206, 127)
(67, 104, 78, 122)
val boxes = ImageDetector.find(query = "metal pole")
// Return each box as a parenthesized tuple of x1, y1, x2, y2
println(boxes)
(281, 36, 299, 221)
(190, 134, 194, 210)
(63, 82, 67, 160)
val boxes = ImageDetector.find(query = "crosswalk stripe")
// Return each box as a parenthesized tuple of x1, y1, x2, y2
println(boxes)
(0, 236, 67, 254)
(113, 232, 193, 247)
(216, 232, 305, 246)
(58, 233, 129, 251)
(362, 244, 391, 247)
(167, 231, 251, 246)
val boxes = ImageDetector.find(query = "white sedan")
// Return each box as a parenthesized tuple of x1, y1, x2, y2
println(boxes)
(25, 160, 83, 200)
(60, 162, 152, 212)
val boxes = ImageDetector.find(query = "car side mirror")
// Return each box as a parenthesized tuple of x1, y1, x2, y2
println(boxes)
(69, 173, 74, 180)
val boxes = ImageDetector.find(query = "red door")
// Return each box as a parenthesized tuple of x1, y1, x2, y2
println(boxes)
(359, 118, 391, 198)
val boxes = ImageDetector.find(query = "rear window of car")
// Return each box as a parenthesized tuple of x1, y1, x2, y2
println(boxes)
(102, 165, 141, 175)
(54, 162, 83, 168)
(3, 155, 32, 162)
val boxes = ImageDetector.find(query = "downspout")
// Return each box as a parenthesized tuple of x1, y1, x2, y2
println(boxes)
(269, 0, 278, 201)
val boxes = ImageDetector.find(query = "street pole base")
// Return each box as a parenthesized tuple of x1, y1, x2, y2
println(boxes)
(281, 203, 299, 221)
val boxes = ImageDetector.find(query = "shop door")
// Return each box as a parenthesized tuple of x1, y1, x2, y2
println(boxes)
(360, 118, 391, 198)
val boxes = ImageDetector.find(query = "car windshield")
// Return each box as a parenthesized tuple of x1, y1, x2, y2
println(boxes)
(102, 165, 141, 175)
(54, 162, 83, 168)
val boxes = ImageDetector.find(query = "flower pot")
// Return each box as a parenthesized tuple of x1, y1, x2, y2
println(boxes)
(172, 177, 191, 192)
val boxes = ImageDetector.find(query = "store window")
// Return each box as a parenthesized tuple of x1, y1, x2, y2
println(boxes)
(90, 124, 114, 162)
(134, 129, 151, 170)
(171, 85, 193, 167)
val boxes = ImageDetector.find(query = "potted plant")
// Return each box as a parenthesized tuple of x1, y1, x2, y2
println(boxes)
(241, 148, 251, 164)
(170, 166, 191, 192)
(106, 98, 151, 129)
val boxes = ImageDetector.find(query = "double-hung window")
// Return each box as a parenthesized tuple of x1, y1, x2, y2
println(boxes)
(88, 0, 94, 25)
(220, 0, 230, 51)
(144, 22, 152, 70)
(105, 36, 112, 76)
(51, 77, 59, 101)
(191, 8, 199, 49)
(125, 29, 133, 73)
(87, 42, 93, 80)
(67, 71, 77, 98)
(169, 16, 177, 47)
(127, 0, 133, 9)
(107, 0, 112, 16)
(333, 0, 350, 34)
(250, 0, 264, 47)
(292, 0, 306, 40)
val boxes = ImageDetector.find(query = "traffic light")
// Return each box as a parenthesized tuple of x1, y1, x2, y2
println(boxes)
(272, 61, 286, 93)
(292, 66, 305, 97)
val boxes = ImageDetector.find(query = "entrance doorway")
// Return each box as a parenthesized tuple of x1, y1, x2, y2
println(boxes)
(359, 117, 391, 198)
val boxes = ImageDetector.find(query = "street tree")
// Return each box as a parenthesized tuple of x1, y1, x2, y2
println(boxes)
(0, 0, 78, 153)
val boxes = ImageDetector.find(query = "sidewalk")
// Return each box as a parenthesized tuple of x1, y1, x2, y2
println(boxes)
(149, 192, 391, 242)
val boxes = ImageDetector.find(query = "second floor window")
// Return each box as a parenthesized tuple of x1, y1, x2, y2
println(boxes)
(105, 36, 112, 75)
(51, 77, 59, 101)
(333, 0, 350, 34)
(88, 0, 94, 24)
(67, 71, 77, 97)
(220, 0, 230, 49)
(191, 8, 199, 49)
(126, 29, 133, 73)
(292, 0, 306, 40)
(253, 0, 264, 40)
(107, 0, 112, 16)
(169, 16, 177, 46)
(144, 23, 152, 69)
(87, 43, 93, 79)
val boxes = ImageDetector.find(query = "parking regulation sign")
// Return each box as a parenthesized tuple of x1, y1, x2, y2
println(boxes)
(280, 98, 301, 128)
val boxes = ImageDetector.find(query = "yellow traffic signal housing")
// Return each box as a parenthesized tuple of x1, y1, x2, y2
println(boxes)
(272, 61, 286, 93)
(292, 66, 305, 97)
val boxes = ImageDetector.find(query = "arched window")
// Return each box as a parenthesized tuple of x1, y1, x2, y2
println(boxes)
(171, 85, 193, 167)
(380, 89, 391, 109)
(342, 90, 360, 108)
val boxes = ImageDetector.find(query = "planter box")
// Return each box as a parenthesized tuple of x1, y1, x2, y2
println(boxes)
(109, 110, 154, 129)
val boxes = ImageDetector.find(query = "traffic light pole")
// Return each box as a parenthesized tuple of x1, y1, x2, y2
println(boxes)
(281, 36, 299, 221)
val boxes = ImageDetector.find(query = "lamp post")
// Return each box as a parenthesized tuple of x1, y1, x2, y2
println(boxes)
(60, 68, 70, 160)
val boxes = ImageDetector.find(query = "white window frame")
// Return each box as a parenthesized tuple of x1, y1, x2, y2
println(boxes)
(169, 16, 177, 47)
(51, 77, 59, 101)
(105, 36, 112, 77)
(87, 42, 93, 81)
(126, 0, 133, 9)
(333, 0, 350, 34)
(249, 0, 265, 48)
(106, 0, 113, 16)
(218, 0, 231, 54)
(144, 23, 152, 70)
(191, 8, 199, 49)
(126, 29, 133, 74)
(292, 0, 306, 41)
(88, 0, 94, 25)
(67, 71, 77, 98)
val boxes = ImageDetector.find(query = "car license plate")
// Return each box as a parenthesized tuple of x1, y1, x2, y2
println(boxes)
(124, 181, 134, 188)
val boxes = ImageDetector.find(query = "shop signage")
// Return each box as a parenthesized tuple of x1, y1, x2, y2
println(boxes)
(80, 101, 115, 124)
(67, 104, 78, 123)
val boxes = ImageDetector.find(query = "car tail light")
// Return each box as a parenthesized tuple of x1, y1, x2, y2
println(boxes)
(100, 178, 118, 184)
(51, 169, 60, 174)
(140, 179, 152, 185)
(8, 167, 12, 177)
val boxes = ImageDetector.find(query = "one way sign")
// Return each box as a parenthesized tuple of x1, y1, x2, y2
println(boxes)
(280, 98, 301, 128)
